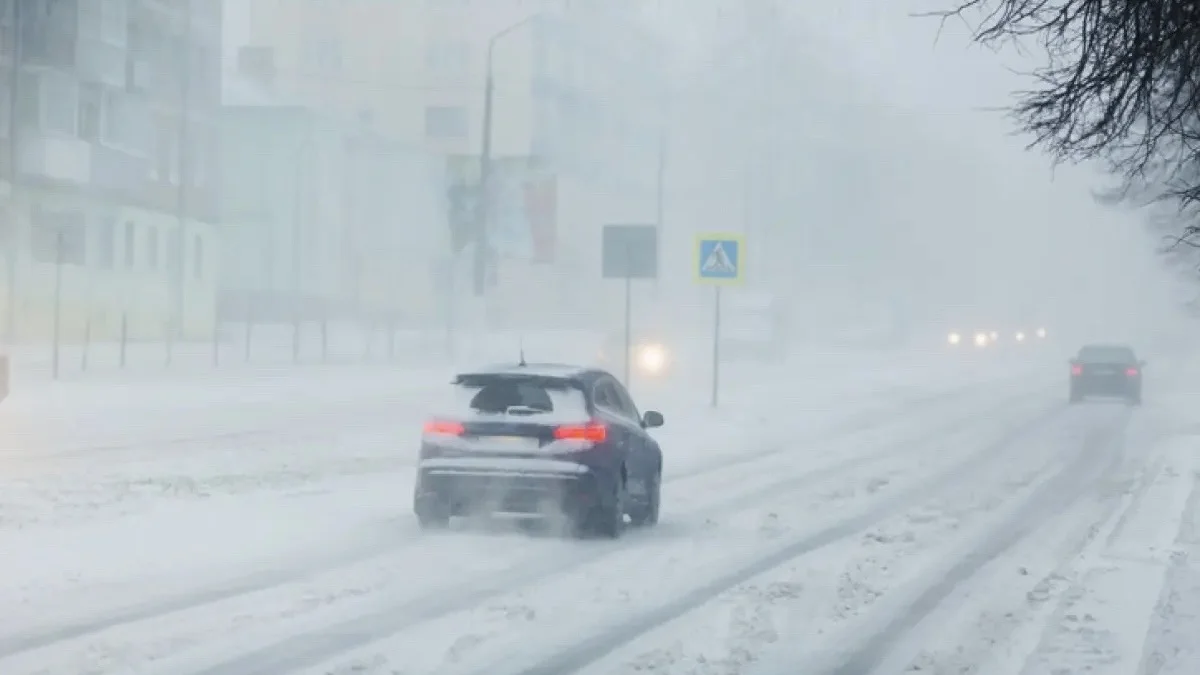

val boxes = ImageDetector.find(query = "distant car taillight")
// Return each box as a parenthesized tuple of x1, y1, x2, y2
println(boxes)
(1070, 365, 1083, 376)
(1126, 367, 1139, 376)
(423, 420, 465, 436)
(554, 422, 607, 443)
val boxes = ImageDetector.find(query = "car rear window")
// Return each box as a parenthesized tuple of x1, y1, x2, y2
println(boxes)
(445, 377, 590, 423)
(1079, 345, 1136, 363)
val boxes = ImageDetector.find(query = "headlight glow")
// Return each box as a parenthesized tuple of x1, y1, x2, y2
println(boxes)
(1036, 327, 1047, 338)
(636, 344, 667, 373)
(1015, 332, 1026, 342)
(974, 332, 989, 347)
(947, 332, 961, 345)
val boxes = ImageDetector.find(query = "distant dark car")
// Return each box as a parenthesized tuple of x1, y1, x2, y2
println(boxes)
(1069, 344, 1144, 404)
(413, 362, 665, 538)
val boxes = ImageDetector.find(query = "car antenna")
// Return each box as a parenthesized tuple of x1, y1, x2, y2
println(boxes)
(518, 334, 527, 367)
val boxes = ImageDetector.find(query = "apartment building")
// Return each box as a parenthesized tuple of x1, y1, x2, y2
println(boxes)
(0, 0, 221, 343)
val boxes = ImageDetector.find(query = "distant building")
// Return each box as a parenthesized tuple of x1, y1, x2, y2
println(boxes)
(219, 48, 450, 326)
(0, 0, 223, 342)
(241, 1, 669, 330)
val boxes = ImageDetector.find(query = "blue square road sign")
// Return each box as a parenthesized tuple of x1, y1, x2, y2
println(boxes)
(695, 233, 745, 284)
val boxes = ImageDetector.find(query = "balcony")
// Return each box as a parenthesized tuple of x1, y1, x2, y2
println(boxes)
(90, 142, 147, 195)
(17, 133, 91, 184)
(75, 36, 126, 87)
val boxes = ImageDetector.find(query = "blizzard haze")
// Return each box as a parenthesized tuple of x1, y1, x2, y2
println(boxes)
(3, 3, 1200, 675)
(216, 0, 1184, 358)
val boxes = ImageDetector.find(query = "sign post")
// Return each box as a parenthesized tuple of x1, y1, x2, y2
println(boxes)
(695, 232, 745, 407)
(602, 224, 658, 385)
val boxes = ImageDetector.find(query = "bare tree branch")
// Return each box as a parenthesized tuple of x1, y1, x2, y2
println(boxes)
(929, 0, 1200, 276)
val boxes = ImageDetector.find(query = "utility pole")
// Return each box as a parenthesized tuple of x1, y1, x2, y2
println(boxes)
(474, 14, 540, 298)
(172, 0, 193, 354)
(473, 51, 495, 297)
(291, 137, 308, 364)
(4, 0, 21, 344)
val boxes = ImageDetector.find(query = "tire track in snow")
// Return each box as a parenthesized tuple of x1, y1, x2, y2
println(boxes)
(878, 418, 1155, 675)
(814, 409, 1132, 675)
(172, 393, 1064, 675)
(0, 377, 1027, 664)
(488, 401, 1081, 675)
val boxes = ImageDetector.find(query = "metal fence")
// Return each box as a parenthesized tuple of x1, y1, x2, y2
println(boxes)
(9, 321, 455, 381)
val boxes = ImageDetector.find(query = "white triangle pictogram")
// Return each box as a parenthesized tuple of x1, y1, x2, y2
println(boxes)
(702, 242, 737, 274)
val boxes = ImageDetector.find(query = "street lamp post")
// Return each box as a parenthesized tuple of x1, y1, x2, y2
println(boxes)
(4, 0, 21, 345)
(473, 14, 541, 297)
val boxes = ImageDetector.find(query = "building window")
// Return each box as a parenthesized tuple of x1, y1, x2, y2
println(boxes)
(188, 129, 206, 187)
(192, 234, 203, 279)
(30, 207, 86, 265)
(101, 91, 149, 155)
(36, 70, 79, 135)
(425, 40, 469, 80)
(424, 105, 467, 139)
(303, 38, 341, 72)
(145, 226, 158, 270)
(96, 217, 116, 269)
(82, 0, 129, 47)
(166, 228, 180, 275)
(153, 122, 178, 183)
(78, 83, 102, 142)
(123, 220, 135, 267)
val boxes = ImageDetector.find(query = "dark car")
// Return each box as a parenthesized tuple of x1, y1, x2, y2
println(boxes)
(413, 362, 665, 538)
(1069, 344, 1144, 404)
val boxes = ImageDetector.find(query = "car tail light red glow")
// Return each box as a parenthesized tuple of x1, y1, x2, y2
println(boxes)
(1126, 367, 1139, 376)
(423, 420, 464, 436)
(1070, 365, 1083, 376)
(554, 422, 607, 443)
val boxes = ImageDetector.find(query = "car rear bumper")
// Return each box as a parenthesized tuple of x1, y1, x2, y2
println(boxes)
(1072, 377, 1140, 397)
(414, 457, 608, 518)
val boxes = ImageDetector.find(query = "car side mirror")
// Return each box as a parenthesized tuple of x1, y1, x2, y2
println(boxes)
(641, 410, 664, 429)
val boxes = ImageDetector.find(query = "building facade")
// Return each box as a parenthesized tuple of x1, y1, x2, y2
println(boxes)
(220, 52, 450, 327)
(242, 1, 669, 329)
(0, 0, 221, 343)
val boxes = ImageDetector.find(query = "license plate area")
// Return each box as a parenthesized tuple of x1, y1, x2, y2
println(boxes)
(467, 435, 542, 452)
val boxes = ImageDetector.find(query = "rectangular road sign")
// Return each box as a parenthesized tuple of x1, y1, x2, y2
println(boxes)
(695, 233, 744, 284)
(602, 224, 658, 279)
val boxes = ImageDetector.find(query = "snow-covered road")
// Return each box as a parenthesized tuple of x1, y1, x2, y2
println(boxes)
(4, 351, 1194, 674)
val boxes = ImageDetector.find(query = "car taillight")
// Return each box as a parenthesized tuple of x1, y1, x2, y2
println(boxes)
(423, 420, 464, 436)
(1126, 367, 1139, 376)
(1070, 365, 1083, 375)
(554, 422, 607, 443)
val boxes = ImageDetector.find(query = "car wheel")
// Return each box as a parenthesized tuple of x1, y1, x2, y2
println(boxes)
(583, 470, 627, 539)
(629, 470, 661, 528)
(415, 497, 451, 530)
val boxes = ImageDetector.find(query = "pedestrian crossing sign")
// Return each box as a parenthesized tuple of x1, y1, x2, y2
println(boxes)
(695, 233, 745, 284)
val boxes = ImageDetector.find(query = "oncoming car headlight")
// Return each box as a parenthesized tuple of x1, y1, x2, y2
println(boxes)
(947, 332, 962, 345)
(636, 343, 667, 373)
(1015, 331, 1026, 342)
(1036, 327, 1047, 339)
(974, 332, 989, 347)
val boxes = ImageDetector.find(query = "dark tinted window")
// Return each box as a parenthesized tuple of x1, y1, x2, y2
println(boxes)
(1078, 345, 1137, 363)
(450, 376, 588, 420)
(465, 381, 555, 414)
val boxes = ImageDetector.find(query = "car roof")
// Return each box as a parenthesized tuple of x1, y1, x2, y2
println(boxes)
(1079, 343, 1136, 352)
(454, 362, 607, 382)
